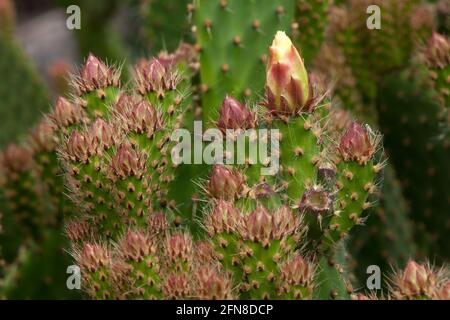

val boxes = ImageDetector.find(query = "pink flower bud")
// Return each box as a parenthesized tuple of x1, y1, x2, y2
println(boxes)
(135, 58, 179, 95)
(0, 144, 32, 173)
(398, 261, 436, 298)
(125, 100, 161, 137)
(89, 119, 115, 152)
(78, 54, 119, 93)
(119, 229, 156, 261)
(165, 233, 193, 267)
(208, 165, 244, 200)
(338, 122, 374, 164)
(110, 143, 147, 178)
(163, 272, 191, 299)
(425, 32, 450, 69)
(195, 266, 234, 300)
(51, 97, 83, 129)
(217, 95, 256, 131)
(280, 255, 314, 288)
(65, 131, 92, 163)
(205, 200, 241, 236)
(77, 243, 111, 273)
(266, 31, 310, 114)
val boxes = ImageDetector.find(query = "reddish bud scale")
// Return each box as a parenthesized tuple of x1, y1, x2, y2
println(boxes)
(207, 165, 244, 201)
(205, 200, 241, 236)
(217, 96, 256, 131)
(76, 54, 120, 94)
(395, 261, 437, 299)
(338, 122, 374, 165)
(75, 243, 116, 299)
(279, 255, 314, 299)
(163, 272, 192, 300)
(50, 97, 84, 131)
(135, 58, 180, 95)
(123, 100, 162, 139)
(119, 230, 157, 262)
(110, 144, 148, 179)
(195, 266, 235, 300)
(164, 233, 193, 272)
(265, 31, 310, 115)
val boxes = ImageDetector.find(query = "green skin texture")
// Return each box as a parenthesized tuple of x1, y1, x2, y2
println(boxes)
(0, 35, 50, 148)
(377, 69, 450, 261)
(277, 116, 320, 202)
(429, 62, 450, 110)
(321, 160, 374, 251)
(193, 0, 295, 127)
(294, 0, 330, 64)
(350, 164, 416, 289)
(313, 242, 351, 300)
(140, 0, 191, 53)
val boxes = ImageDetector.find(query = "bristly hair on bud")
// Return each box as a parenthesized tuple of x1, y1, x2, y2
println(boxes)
(204, 200, 241, 236)
(118, 229, 157, 262)
(164, 233, 193, 272)
(63, 130, 93, 164)
(0, 144, 33, 174)
(195, 265, 235, 300)
(265, 31, 310, 115)
(74, 53, 120, 94)
(279, 255, 315, 298)
(110, 143, 148, 179)
(50, 97, 84, 130)
(207, 165, 245, 201)
(390, 260, 441, 299)
(424, 32, 450, 69)
(163, 272, 192, 300)
(239, 205, 302, 246)
(74, 243, 111, 273)
(65, 218, 92, 244)
(147, 212, 169, 235)
(122, 100, 163, 138)
(338, 122, 378, 165)
(216, 95, 256, 131)
(89, 118, 117, 153)
(135, 58, 180, 96)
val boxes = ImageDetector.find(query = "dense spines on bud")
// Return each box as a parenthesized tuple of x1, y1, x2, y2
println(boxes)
(65, 218, 92, 245)
(392, 260, 437, 299)
(207, 165, 244, 201)
(338, 122, 375, 165)
(278, 255, 315, 299)
(135, 58, 180, 96)
(265, 31, 310, 115)
(50, 97, 84, 132)
(163, 272, 191, 300)
(195, 265, 235, 300)
(76, 54, 120, 94)
(117, 230, 162, 299)
(110, 143, 147, 180)
(164, 233, 193, 273)
(217, 96, 256, 131)
(122, 100, 162, 140)
(75, 243, 116, 299)
(205, 200, 241, 237)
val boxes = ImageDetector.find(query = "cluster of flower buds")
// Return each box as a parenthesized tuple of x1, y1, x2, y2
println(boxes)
(394, 261, 438, 299)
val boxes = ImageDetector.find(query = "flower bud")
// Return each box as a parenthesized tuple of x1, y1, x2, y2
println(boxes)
(163, 272, 191, 299)
(125, 100, 161, 137)
(0, 144, 32, 173)
(89, 119, 115, 152)
(78, 54, 119, 93)
(217, 95, 256, 131)
(266, 31, 309, 114)
(119, 229, 156, 262)
(51, 97, 83, 129)
(165, 233, 193, 269)
(397, 261, 436, 298)
(195, 266, 234, 300)
(338, 122, 374, 164)
(205, 200, 241, 236)
(147, 213, 169, 235)
(425, 32, 450, 69)
(76, 243, 111, 273)
(280, 255, 314, 288)
(64, 131, 92, 163)
(135, 58, 179, 95)
(110, 143, 147, 178)
(207, 165, 244, 200)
